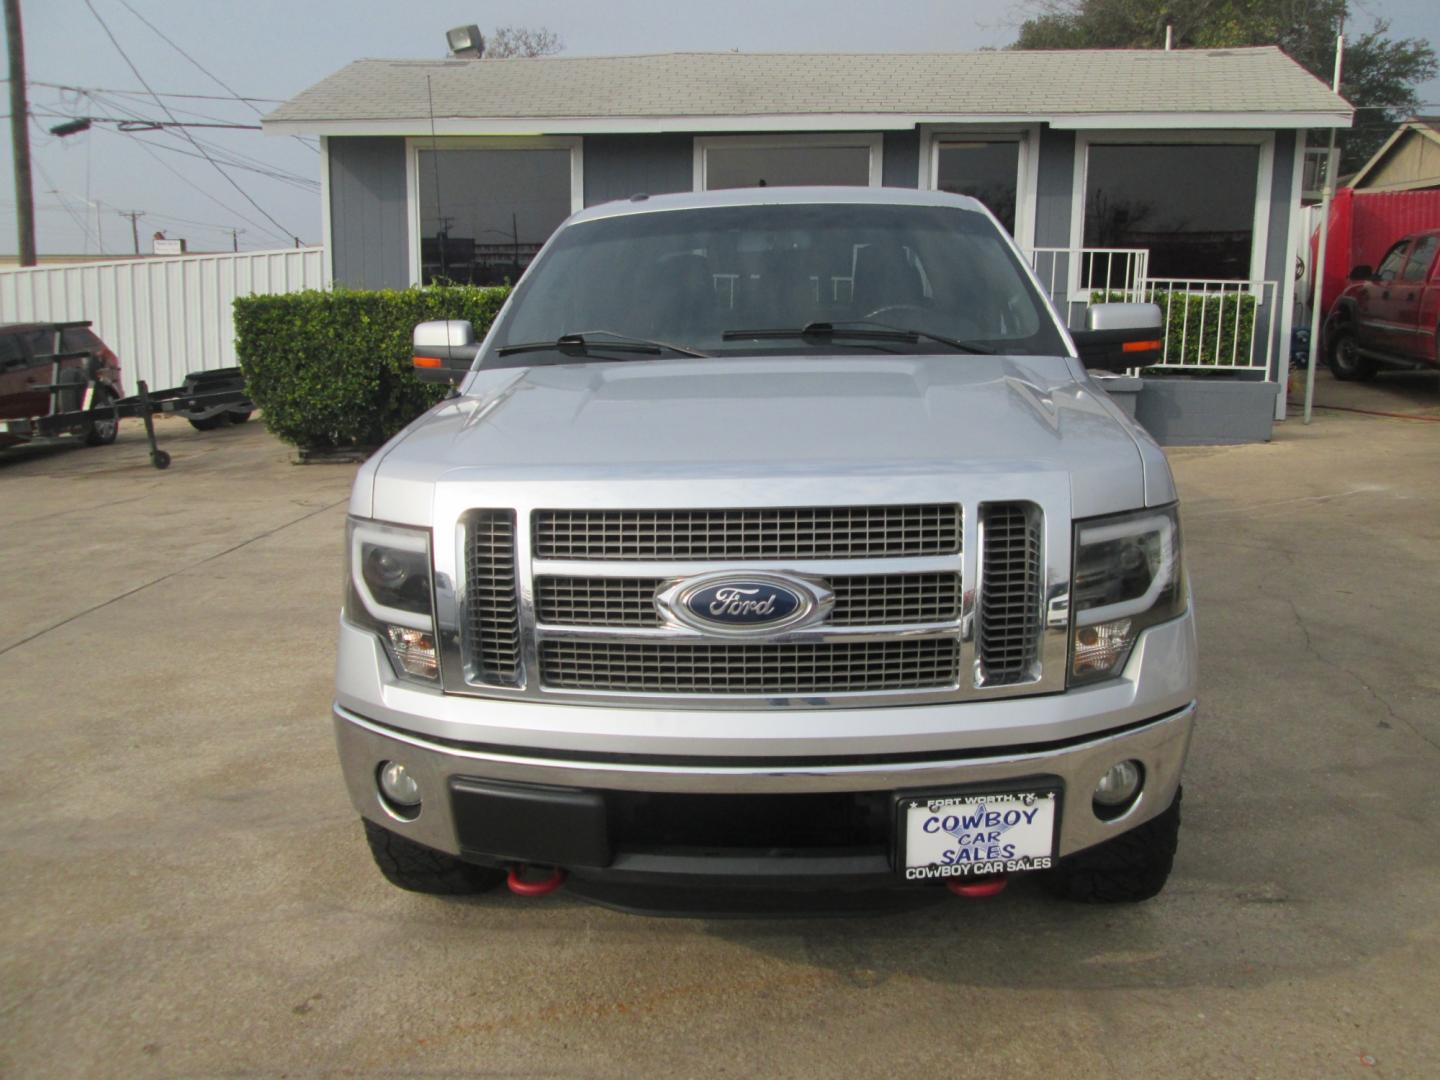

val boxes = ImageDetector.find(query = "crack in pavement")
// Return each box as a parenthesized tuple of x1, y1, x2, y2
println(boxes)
(1285, 596, 1440, 755)
(0, 497, 348, 660)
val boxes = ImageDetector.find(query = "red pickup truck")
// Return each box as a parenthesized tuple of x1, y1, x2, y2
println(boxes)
(1324, 229, 1440, 381)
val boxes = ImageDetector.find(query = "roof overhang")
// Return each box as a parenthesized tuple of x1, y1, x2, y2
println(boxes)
(264, 109, 1353, 137)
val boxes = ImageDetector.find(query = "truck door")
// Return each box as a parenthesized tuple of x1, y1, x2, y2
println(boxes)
(1357, 240, 1411, 357)
(1394, 234, 1439, 365)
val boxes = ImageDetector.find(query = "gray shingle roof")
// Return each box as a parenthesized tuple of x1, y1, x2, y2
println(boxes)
(265, 48, 1349, 131)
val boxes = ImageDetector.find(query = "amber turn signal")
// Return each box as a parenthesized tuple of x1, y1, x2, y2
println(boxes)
(412, 355, 443, 368)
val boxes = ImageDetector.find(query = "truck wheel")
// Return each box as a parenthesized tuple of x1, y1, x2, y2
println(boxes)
(362, 818, 505, 895)
(1044, 788, 1181, 904)
(1326, 326, 1376, 382)
(84, 386, 120, 446)
(188, 413, 229, 431)
(228, 410, 253, 424)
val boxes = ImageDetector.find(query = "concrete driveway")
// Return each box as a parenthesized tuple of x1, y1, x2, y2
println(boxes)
(2, 400, 1438, 1078)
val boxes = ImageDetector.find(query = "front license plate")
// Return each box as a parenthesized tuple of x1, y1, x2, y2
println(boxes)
(899, 789, 1059, 881)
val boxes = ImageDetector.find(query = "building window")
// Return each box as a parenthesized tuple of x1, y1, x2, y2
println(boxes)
(935, 140, 1020, 235)
(696, 135, 881, 191)
(413, 142, 579, 285)
(1082, 143, 1261, 281)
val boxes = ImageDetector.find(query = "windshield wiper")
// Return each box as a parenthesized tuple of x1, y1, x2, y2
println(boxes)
(721, 321, 992, 354)
(497, 330, 709, 359)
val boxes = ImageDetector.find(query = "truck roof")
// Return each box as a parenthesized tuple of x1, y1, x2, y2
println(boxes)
(570, 185, 988, 225)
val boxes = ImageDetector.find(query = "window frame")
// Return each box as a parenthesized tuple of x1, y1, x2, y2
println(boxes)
(918, 125, 1039, 249)
(1068, 130, 1275, 300)
(404, 136, 584, 287)
(1400, 236, 1438, 283)
(692, 133, 883, 192)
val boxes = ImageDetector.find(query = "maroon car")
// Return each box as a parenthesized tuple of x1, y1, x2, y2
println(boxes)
(1325, 229, 1440, 381)
(0, 321, 124, 448)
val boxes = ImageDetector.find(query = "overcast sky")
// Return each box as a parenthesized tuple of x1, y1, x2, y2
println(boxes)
(4, 0, 1437, 255)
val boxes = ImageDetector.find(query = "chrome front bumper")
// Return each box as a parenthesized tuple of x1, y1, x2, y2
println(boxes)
(334, 700, 1195, 867)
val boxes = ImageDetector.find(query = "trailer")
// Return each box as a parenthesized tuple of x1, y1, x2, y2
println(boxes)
(0, 362, 254, 470)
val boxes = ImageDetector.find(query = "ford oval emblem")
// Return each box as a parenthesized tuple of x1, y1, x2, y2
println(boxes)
(658, 573, 832, 635)
(688, 581, 801, 625)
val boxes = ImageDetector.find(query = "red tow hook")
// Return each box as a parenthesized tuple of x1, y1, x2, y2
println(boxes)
(506, 865, 567, 897)
(946, 874, 1008, 899)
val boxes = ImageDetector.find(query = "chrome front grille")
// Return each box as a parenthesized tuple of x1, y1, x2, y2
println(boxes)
(977, 502, 1044, 685)
(455, 497, 1061, 704)
(540, 638, 960, 695)
(533, 504, 961, 561)
(536, 573, 960, 628)
(464, 510, 522, 685)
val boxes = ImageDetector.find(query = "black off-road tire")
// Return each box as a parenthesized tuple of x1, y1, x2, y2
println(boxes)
(362, 818, 505, 895)
(1044, 788, 1181, 904)
(228, 410, 253, 424)
(188, 412, 229, 431)
(1326, 325, 1376, 382)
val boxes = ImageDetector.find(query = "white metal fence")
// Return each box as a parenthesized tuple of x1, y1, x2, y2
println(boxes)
(1140, 278, 1278, 372)
(1026, 247, 1150, 327)
(0, 247, 324, 393)
(1024, 246, 1278, 374)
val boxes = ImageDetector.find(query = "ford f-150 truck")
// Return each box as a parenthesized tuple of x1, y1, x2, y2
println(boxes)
(1325, 228, 1440, 380)
(335, 187, 1196, 914)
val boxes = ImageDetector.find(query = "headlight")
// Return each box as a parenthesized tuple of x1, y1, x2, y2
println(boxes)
(345, 517, 440, 682)
(1069, 504, 1186, 686)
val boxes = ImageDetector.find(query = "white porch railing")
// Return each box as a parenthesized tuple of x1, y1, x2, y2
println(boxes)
(1024, 247, 1278, 374)
(1139, 278, 1278, 372)
(1025, 247, 1150, 327)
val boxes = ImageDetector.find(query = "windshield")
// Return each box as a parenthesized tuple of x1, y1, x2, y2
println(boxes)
(482, 202, 1067, 363)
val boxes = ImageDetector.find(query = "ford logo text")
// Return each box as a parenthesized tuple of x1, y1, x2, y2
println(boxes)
(657, 574, 832, 635)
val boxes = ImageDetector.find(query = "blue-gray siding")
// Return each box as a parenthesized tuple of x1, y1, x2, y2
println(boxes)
(583, 134, 693, 205)
(1034, 129, 1075, 247)
(328, 136, 410, 290)
(882, 131, 919, 188)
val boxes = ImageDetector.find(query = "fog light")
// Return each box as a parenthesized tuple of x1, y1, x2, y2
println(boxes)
(378, 761, 421, 807)
(387, 625, 438, 679)
(1094, 759, 1142, 807)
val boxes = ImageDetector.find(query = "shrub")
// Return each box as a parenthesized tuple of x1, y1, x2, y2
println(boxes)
(1092, 289, 1259, 368)
(234, 286, 509, 449)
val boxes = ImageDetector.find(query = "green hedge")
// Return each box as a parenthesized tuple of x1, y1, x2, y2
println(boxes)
(234, 286, 509, 449)
(1092, 290, 1258, 368)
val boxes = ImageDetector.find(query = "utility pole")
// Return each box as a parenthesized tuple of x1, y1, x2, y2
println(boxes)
(119, 210, 144, 254)
(5, 0, 37, 266)
(230, 228, 244, 252)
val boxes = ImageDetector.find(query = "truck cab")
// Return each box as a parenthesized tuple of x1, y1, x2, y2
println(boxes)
(1325, 229, 1440, 380)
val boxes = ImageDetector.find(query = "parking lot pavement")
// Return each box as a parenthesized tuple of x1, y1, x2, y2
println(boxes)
(2, 403, 1439, 1078)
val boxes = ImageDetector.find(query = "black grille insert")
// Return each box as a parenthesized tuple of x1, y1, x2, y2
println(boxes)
(533, 504, 961, 561)
(465, 510, 522, 685)
(978, 502, 1043, 685)
(540, 638, 959, 694)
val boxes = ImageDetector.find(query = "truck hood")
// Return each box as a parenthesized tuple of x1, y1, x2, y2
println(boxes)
(363, 355, 1163, 522)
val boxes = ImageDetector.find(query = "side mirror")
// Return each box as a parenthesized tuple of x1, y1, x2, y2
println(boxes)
(412, 320, 479, 384)
(1348, 264, 1374, 281)
(1070, 302, 1164, 372)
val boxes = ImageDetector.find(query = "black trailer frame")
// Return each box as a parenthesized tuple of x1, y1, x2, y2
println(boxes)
(1, 361, 254, 470)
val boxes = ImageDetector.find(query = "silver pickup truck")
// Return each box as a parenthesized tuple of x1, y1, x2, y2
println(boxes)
(335, 187, 1195, 914)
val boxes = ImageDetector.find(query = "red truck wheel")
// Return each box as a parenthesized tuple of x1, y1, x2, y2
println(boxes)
(1327, 326, 1376, 382)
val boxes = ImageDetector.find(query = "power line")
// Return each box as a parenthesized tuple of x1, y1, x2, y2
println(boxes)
(8, 77, 284, 103)
(81, 0, 301, 244)
(93, 125, 292, 245)
(113, 0, 319, 154)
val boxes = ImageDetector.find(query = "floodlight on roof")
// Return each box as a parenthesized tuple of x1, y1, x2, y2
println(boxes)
(446, 25, 484, 59)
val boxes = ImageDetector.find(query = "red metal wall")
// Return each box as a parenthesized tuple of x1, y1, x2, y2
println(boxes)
(1317, 188, 1440, 314)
